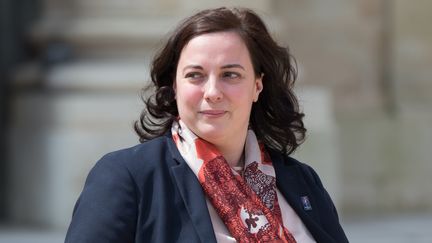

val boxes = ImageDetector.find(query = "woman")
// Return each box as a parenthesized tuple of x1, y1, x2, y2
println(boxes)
(65, 7, 348, 243)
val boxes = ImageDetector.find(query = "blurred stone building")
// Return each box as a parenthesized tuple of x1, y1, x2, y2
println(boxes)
(2, 0, 432, 229)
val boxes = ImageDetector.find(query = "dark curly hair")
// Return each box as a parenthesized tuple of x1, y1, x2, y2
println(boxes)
(134, 7, 306, 155)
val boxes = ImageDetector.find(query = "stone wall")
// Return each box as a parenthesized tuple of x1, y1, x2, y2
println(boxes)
(394, 0, 432, 112)
(339, 0, 432, 213)
(272, 0, 432, 214)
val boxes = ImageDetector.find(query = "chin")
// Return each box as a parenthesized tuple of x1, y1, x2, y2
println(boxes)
(194, 124, 227, 143)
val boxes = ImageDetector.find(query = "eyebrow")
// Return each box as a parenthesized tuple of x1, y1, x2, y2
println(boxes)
(221, 64, 245, 70)
(183, 65, 203, 72)
(182, 64, 245, 72)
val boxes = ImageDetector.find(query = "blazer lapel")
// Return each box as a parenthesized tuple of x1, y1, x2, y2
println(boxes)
(167, 136, 217, 243)
(165, 134, 335, 242)
(270, 150, 336, 242)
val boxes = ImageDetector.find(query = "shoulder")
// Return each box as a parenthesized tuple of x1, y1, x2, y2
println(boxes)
(74, 134, 175, 212)
(84, 133, 179, 197)
(284, 156, 325, 188)
(77, 135, 174, 203)
(66, 135, 175, 242)
(269, 149, 325, 189)
(99, 135, 170, 166)
(93, 134, 173, 176)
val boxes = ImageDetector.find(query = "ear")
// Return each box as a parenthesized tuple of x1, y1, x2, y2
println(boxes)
(253, 73, 264, 102)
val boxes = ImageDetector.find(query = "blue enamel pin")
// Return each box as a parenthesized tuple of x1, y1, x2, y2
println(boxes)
(300, 196, 312, 211)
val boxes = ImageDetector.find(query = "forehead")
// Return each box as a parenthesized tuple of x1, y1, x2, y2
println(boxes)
(185, 31, 246, 47)
(178, 31, 252, 66)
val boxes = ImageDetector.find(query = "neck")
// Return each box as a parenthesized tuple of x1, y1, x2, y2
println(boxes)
(214, 133, 247, 168)
(220, 145, 245, 168)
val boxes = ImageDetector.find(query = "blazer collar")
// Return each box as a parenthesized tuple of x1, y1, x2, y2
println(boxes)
(269, 149, 337, 242)
(165, 134, 217, 243)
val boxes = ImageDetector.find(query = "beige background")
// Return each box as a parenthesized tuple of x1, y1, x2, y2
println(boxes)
(5, 0, 432, 233)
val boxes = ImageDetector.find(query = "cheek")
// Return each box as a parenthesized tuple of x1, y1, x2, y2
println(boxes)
(176, 84, 203, 111)
(229, 86, 255, 106)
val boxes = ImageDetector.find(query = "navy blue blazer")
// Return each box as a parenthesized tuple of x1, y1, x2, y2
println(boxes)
(65, 133, 348, 242)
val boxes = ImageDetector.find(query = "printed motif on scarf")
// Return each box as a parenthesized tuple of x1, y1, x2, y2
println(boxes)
(244, 162, 278, 213)
(199, 155, 285, 242)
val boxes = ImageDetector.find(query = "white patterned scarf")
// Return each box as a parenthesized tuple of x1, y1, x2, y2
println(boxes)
(172, 119, 296, 243)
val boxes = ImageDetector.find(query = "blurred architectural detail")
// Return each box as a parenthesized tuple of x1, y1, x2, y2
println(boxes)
(1, 0, 41, 222)
(294, 87, 342, 209)
(394, 0, 432, 112)
(9, 0, 317, 229)
(5, 0, 432, 229)
(275, 0, 432, 214)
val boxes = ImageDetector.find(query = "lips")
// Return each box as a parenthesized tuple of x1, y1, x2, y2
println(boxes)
(199, 110, 227, 117)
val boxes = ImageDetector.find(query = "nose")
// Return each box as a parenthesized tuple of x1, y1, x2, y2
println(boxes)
(203, 75, 223, 103)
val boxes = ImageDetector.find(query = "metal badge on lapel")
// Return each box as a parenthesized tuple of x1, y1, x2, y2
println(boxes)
(300, 196, 312, 211)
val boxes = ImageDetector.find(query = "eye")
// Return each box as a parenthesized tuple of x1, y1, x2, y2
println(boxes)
(185, 72, 204, 80)
(222, 71, 241, 79)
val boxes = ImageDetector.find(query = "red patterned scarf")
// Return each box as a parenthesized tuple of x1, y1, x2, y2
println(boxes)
(172, 120, 296, 243)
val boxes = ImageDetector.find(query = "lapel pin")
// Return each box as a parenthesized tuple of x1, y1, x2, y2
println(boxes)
(300, 196, 312, 211)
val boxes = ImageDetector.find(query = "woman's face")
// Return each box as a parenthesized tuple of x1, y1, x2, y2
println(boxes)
(174, 31, 263, 147)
